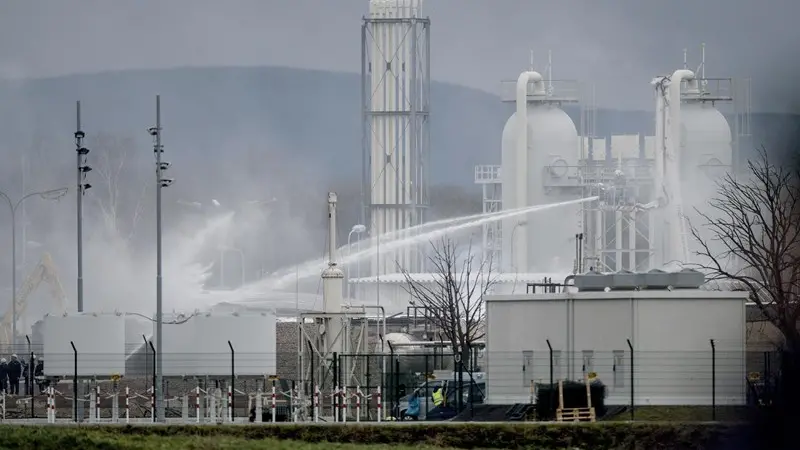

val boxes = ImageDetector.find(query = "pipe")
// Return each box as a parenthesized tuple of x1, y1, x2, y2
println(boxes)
(387, 340, 486, 348)
(667, 69, 696, 264)
(328, 192, 338, 267)
(514, 71, 545, 273)
(342, 304, 386, 351)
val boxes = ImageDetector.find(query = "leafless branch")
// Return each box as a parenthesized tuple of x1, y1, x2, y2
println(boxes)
(398, 237, 496, 355)
(688, 147, 800, 348)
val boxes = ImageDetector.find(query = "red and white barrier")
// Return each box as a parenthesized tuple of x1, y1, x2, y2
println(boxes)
(195, 386, 201, 423)
(292, 386, 300, 423)
(46, 386, 55, 423)
(354, 387, 362, 423)
(332, 386, 339, 422)
(376, 387, 382, 422)
(96, 385, 101, 421)
(313, 385, 320, 423)
(227, 385, 233, 422)
(125, 387, 130, 423)
(341, 388, 347, 423)
(150, 387, 155, 422)
(270, 381, 277, 423)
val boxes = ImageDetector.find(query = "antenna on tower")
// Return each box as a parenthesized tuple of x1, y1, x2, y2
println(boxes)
(547, 50, 554, 94)
(701, 42, 706, 79)
(529, 50, 535, 71)
(696, 43, 707, 91)
(683, 48, 688, 69)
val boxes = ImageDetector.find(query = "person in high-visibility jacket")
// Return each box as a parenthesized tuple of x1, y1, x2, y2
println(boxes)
(432, 386, 444, 407)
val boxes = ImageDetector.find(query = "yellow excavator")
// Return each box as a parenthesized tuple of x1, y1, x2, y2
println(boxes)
(0, 253, 68, 350)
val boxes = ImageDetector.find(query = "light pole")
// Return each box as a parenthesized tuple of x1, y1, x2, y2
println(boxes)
(347, 224, 366, 300)
(0, 187, 68, 349)
(149, 95, 173, 422)
(75, 100, 93, 313)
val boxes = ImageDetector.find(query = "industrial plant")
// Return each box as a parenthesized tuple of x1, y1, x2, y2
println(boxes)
(1, 0, 763, 424)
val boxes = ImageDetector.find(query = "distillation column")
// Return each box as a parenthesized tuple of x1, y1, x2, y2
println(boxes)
(362, 0, 430, 275)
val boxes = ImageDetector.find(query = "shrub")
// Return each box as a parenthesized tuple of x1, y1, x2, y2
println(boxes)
(0, 423, 746, 450)
(535, 379, 607, 420)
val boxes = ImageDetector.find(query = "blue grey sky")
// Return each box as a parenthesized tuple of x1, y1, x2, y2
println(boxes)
(0, 0, 797, 111)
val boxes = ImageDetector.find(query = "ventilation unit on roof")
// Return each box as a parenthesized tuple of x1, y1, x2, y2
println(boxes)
(573, 269, 705, 292)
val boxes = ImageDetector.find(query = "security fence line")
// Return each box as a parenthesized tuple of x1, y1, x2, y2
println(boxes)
(0, 348, 783, 423)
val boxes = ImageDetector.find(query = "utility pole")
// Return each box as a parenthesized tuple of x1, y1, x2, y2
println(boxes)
(149, 95, 173, 422)
(76, 101, 92, 313)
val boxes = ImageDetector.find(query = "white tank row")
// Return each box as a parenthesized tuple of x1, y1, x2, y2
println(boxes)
(500, 69, 733, 273)
(36, 312, 277, 377)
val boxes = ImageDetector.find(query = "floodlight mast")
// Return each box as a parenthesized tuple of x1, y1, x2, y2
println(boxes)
(76, 100, 92, 313)
(150, 95, 172, 422)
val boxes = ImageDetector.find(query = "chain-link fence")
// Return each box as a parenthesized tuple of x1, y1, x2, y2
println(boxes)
(0, 347, 782, 423)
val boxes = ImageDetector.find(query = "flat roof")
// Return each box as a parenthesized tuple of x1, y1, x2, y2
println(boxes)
(485, 290, 750, 302)
(350, 272, 569, 284)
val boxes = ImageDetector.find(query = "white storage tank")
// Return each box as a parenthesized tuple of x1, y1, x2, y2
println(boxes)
(384, 332, 454, 374)
(42, 313, 127, 377)
(680, 100, 732, 259)
(156, 311, 277, 377)
(500, 73, 581, 273)
(680, 101, 732, 195)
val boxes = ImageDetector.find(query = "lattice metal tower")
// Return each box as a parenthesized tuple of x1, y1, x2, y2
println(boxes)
(361, 0, 430, 276)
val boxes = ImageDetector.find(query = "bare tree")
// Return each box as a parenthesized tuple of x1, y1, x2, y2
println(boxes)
(399, 237, 496, 357)
(89, 134, 149, 242)
(689, 147, 800, 350)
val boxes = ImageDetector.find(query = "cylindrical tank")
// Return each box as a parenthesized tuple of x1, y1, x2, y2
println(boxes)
(383, 332, 453, 374)
(501, 103, 580, 273)
(679, 101, 732, 259)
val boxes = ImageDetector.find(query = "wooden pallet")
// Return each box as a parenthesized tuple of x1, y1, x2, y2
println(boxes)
(556, 407, 596, 422)
(554, 376, 596, 423)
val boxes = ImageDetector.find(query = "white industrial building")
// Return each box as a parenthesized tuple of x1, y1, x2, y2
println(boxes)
(483, 271, 749, 406)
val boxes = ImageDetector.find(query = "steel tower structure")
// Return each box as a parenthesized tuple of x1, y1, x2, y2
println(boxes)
(361, 0, 430, 276)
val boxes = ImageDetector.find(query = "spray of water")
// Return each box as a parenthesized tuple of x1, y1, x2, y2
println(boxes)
(249, 196, 598, 291)
(162, 212, 235, 311)
(343, 203, 550, 255)
(247, 202, 558, 290)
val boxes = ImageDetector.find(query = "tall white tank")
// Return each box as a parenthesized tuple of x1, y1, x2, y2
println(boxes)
(680, 100, 732, 260)
(500, 83, 580, 273)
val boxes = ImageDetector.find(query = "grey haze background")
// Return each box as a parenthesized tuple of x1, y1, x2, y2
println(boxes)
(1, 0, 799, 111)
(0, 0, 798, 319)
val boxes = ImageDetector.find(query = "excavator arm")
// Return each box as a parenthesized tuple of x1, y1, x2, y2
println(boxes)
(0, 253, 68, 349)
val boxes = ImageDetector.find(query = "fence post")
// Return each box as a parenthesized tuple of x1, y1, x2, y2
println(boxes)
(26, 335, 34, 418)
(228, 340, 235, 421)
(71, 341, 78, 422)
(332, 352, 338, 395)
(271, 377, 277, 423)
(546, 339, 554, 412)
(290, 380, 296, 423)
(148, 340, 156, 423)
(424, 353, 430, 417)
(386, 342, 394, 418)
(627, 338, 634, 421)
(710, 339, 716, 421)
